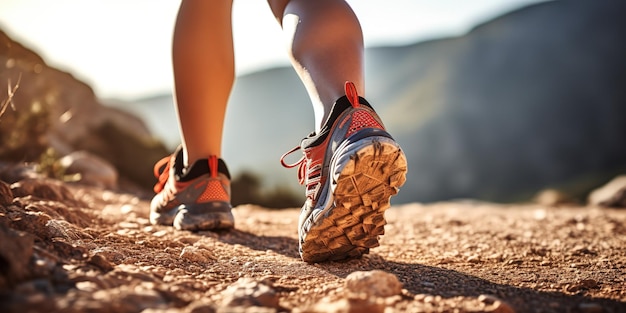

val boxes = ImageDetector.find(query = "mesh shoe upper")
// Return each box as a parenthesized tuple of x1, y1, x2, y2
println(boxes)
(150, 146, 233, 230)
(281, 81, 392, 208)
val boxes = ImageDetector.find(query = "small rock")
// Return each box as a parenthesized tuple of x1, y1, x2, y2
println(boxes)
(51, 238, 87, 260)
(46, 219, 89, 241)
(10, 178, 75, 202)
(493, 301, 516, 313)
(588, 175, 626, 207)
(344, 270, 402, 298)
(478, 294, 499, 305)
(534, 189, 572, 206)
(566, 279, 599, 292)
(467, 254, 481, 263)
(152, 230, 169, 237)
(91, 248, 125, 264)
(303, 297, 385, 313)
(221, 278, 279, 309)
(88, 253, 114, 272)
(478, 294, 516, 313)
(75, 281, 100, 292)
(177, 236, 201, 245)
(118, 221, 139, 229)
(414, 294, 428, 301)
(117, 285, 166, 312)
(185, 299, 217, 313)
(180, 246, 214, 263)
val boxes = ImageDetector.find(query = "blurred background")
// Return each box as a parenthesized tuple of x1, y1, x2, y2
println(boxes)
(1, 0, 625, 206)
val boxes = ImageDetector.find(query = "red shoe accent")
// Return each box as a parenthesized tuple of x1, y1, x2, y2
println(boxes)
(346, 110, 383, 138)
(209, 155, 218, 178)
(345, 81, 360, 108)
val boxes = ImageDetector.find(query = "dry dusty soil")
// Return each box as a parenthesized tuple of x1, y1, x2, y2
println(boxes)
(1, 170, 625, 313)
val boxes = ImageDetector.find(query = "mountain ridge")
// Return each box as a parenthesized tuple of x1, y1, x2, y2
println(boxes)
(115, 0, 626, 204)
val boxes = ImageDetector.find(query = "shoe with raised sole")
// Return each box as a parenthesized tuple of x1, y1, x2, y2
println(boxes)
(150, 147, 234, 231)
(281, 81, 407, 262)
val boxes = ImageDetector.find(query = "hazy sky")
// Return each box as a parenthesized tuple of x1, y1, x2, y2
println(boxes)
(0, 0, 545, 100)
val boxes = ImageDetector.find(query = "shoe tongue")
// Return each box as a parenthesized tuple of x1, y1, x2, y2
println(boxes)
(301, 96, 351, 148)
(302, 96, 372, 148)
(177, 159, 209, 182)
(177, 158, 231, 182)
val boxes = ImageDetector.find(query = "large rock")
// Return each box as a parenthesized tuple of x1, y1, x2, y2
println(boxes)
(57, 151, 118, 189)
(588, 176, 626, 208)
(0, 29, 168, 189)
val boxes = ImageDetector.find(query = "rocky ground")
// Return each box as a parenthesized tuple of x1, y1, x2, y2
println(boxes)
(0, 165, 625, 313)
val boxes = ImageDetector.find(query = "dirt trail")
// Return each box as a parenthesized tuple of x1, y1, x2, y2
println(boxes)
(0, 175, 625, 312)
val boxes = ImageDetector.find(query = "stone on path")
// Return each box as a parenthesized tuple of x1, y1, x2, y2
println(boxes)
(344, 270, 403, 298)
(588, 175, 626, 208)
(220, 278, 279, 310)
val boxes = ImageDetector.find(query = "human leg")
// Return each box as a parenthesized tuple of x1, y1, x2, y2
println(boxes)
(173, 0, 234, 165)
(269, 0, 408, 262)
(268, 0, 364, 132)
(150, 0, 235, 231)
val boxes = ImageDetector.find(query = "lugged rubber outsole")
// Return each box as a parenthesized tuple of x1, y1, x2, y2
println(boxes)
(300, 137, 407, 262)
(151, 202, 234, 231)
(174, 208, 234, 231)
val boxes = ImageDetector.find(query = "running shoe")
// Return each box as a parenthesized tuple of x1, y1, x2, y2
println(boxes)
(150, 146, 234, 231)
(281, 81, 407, 262)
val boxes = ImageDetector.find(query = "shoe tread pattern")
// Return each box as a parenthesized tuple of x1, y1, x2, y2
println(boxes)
(301, 138, 407, 262)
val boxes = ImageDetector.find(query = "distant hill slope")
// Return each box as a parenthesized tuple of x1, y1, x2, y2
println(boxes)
(124, 1, 626, 203)
(390, 0, 626, 202)
(0, 30, 168, 189)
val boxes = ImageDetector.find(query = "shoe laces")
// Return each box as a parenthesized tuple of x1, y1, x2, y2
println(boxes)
(280, 81, 361, 196)
(280, 146, 306, 185)
(281, 146, 322, 200)
(153, 153, 221, 194)
(153, 155, 171, 193)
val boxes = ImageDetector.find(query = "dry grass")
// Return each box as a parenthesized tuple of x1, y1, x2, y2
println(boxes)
(0, 73, 21, 118)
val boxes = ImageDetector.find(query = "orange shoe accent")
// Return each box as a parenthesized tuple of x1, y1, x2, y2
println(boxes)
(198, 180, 230, 202)
(153, 155, 171, 193)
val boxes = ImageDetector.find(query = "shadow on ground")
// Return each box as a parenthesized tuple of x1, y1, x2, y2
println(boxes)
(317, 256, 626, 312)
(213, 229, 301, 259)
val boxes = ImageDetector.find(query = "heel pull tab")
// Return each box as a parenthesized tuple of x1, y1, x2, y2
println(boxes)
(345, 81, 360, 108)
(209, 155, 218, 178)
